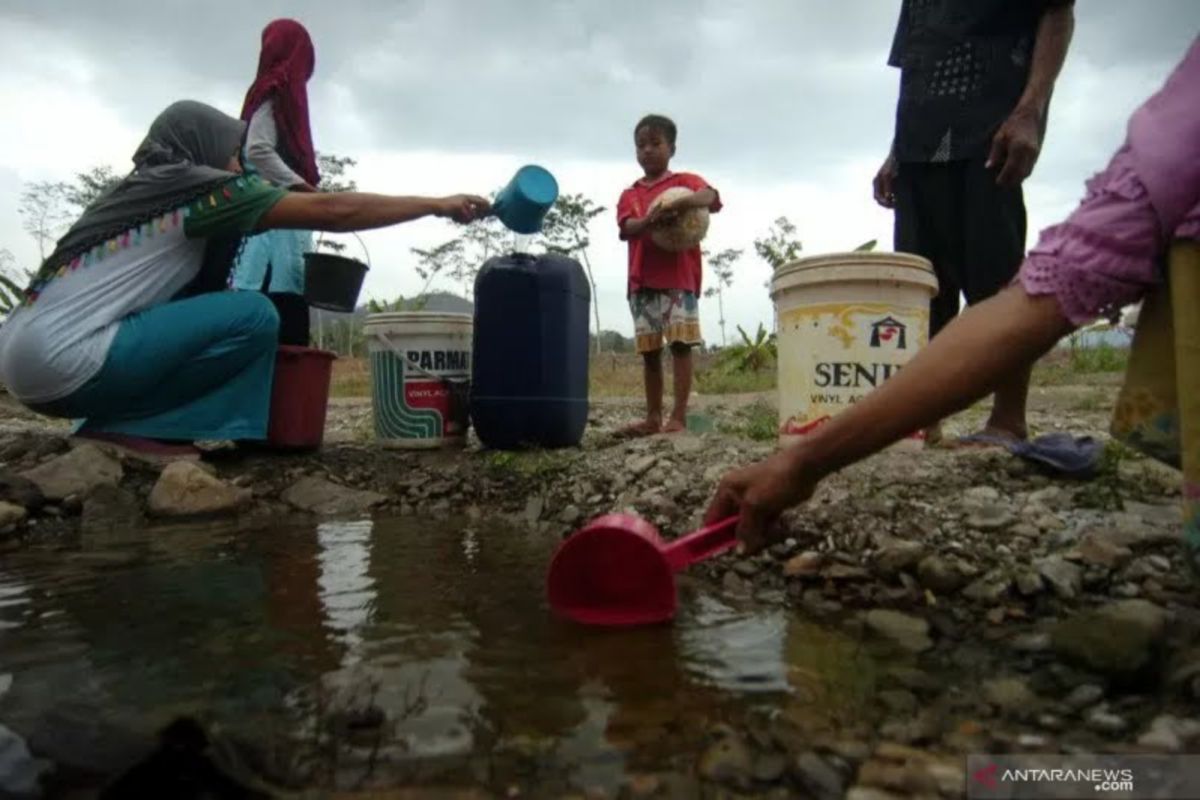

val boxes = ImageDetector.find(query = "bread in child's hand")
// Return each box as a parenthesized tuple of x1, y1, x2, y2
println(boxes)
(649, 186, 710, 252)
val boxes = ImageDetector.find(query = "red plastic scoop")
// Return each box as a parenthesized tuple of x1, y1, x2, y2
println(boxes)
(546, 513, 739, 626)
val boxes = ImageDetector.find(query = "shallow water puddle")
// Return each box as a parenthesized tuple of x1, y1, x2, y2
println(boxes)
(0, 516, 886, 792)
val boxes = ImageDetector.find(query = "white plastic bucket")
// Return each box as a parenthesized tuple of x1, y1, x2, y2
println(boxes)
(364, 312, 473, 449)
(771, 252, 938, 448)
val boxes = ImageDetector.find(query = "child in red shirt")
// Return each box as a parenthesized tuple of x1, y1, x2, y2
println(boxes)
(616, 114, 722, 435)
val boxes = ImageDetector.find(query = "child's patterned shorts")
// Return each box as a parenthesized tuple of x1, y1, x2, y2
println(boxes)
(629, 289, 702, 354)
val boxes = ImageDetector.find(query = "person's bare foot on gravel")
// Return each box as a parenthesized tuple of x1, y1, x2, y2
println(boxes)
(661, 418, 686, 434)
(617, 418, 662, 438)
(952, 425, 1028, 449)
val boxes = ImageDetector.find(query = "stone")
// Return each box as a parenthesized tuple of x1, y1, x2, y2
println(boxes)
(1010, 523, 1040, 539)
(1028, 487, 1068, 510)
(1136, 715, 1200, 753)
(697, 733, 753, 789)
(784, 551, 824, 578)
(21, 444, 122, 501)
(873, 539, 926, 577)
(282, 477, 387, 515)
(1070, 532, 1133, 570)
(1086, 709, 1128, 736)
(524, 494, 544, 524)
(845, 789, 905, 800)
(0, 722, 52, 798)
(1063, 684, 1105, 712)
(0, 501, 26, 533)
(793, 752, 845, 800)
(1037, 714, 1065, 731)
(1015, 570, 1045, 597)
(863, 609, 933, 653)
(1010, 632, 1051, 653)
(148, 462, 249, 517)
(878, 690, 918, 715)
(626, 455, 657, 478)
(627, 773, 662, 798)
(558, 505, 583, 525)
(1051, 600, 1167, 677)
(752, 753, 788, 783)
(0, 472, 44, 511)
(1037, 556, 1082, 600)
(963, 573, 1011, 603)
(1036, 514, 1067, 533)
(966, 504, 1015, 532)
(722, 571, 749, 595)
(823, 564, 870, 581)
(1123, 557, 1166, 582)
(81, 485, 143, 533)
(916, 555, 971, 594)
(1166, 647, 1200, 693)
(733, 560, 761, 579)
(983, 678, 1038, 714)
(963, 486, 1001, 505)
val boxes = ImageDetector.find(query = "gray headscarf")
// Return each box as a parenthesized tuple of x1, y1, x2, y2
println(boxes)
(28, 100, 248, 296)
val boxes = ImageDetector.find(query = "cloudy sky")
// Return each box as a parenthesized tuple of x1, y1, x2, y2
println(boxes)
(0, 2, 1196, 343)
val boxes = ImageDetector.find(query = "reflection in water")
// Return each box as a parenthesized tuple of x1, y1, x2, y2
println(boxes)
(0, 516, 885, 793)
(316, 520, 376, 667)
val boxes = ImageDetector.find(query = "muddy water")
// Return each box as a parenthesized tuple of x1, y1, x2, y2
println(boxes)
(0, 517, 887, 794)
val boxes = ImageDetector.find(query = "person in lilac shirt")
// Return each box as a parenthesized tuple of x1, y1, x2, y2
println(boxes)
(707, 37, 1200, 573)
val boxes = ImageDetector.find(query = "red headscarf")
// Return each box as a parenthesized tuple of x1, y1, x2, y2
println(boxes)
(241, 19, 320, 186)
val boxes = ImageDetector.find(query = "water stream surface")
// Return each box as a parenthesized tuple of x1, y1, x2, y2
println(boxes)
(0, 516, 888, 794)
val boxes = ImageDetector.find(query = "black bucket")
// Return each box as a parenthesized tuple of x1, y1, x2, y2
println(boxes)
(303, 252, 368, 313)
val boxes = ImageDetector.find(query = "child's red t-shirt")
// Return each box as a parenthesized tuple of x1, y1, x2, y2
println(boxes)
(616, 171, 722, 296)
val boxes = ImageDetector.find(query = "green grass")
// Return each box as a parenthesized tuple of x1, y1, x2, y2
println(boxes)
(1068, 342, 1129, 373)
(330, 358, 370, 398)
(718, 400, 779, 442)
(483, 449, 580, 481)
(1033, 346, 1130, 387)
(696, 366, 777, 395)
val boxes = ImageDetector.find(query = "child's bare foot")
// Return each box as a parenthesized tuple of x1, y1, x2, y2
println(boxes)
(617, 419, 661, 438)
(661, 418, 686, 434)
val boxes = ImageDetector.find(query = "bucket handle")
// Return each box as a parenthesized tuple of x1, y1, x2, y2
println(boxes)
(313, 231, 373, 270)
(372, 331, 469, 387)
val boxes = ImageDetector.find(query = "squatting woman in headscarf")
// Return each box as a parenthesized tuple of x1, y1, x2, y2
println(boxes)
(0, 101, 488, 462)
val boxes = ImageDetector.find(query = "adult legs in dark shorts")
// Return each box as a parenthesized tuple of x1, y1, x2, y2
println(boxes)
(894, 158, 1031, 443)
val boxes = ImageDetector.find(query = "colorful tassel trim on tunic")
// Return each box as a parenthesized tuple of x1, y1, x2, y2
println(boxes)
(22, 176, 258, 306)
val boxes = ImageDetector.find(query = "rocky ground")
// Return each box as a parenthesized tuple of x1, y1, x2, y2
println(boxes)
(1, 379, 1199, 799)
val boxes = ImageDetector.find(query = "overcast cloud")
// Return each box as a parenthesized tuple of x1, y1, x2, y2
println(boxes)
(1, 1, 1197, 342)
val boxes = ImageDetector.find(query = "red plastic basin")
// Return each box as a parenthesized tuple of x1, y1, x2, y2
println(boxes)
(266, 345, 337, 451)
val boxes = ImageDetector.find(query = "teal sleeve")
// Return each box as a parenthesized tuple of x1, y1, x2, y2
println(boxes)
(183, 175, 288, 239)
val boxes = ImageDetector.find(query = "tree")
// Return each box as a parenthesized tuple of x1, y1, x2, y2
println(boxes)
(702, 247, 741, 346)
(66, 166, 122, 210)
(539, 193, 607, 351)
(718, 323, 777, 373)
(20, 166, 124, 262)
(453, 202, 508, 298)
(19, 181, 73, 262)
(314, 153, 359, 254)
(411, 239, 464, 299)
(0, 249, 22, 316)
(317, 152, 358, 193)
(753, 216, 803, 272)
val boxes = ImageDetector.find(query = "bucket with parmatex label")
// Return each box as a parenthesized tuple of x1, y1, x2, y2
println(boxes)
(771, 252, 938, 448)
(364, 312, 473, 448)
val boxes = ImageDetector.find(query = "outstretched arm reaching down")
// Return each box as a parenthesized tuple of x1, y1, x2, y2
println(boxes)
(704, 285, 1074, 553)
